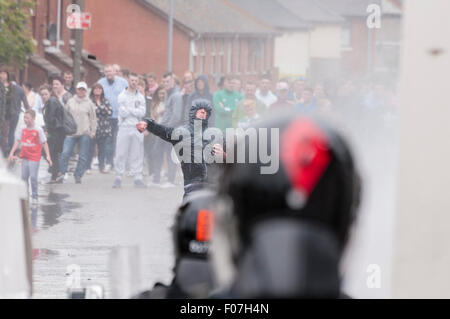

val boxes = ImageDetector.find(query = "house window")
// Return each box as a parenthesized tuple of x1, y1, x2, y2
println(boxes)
(235, 38, 241, 74)
(217, 39, 224, 75)
(227, 39, 233, 73)
(190, 40, 197, 73)
(210, 39, 216, 75)
(248, 39, 259, 73)
(199, 39, 206, 74)
(260, 40, 266, 72)
(341, 24, 352, 49)
(247, 39, 263, 73)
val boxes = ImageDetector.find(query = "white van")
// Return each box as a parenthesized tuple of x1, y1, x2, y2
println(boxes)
(0, 156, 32, 298)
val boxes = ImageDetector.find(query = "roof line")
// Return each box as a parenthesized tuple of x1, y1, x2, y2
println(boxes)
(386, 0, 402, 9)
(225, 0, 311, 31)
(311, 0, 346, 23)
(221, 0, 277, 30)
(135, 0, 195, 36)
(276, 0, 345, 24)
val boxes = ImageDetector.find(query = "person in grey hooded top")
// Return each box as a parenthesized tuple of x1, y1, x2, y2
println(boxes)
(186, 75, 215, 127)
(113, 73, 146, 188)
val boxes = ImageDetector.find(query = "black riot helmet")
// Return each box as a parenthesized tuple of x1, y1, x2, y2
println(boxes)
(218, 113, 361, 252)
(172, 190, 216, 260)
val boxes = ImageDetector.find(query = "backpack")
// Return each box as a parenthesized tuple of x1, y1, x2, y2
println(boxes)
(62, 106, 77, 135)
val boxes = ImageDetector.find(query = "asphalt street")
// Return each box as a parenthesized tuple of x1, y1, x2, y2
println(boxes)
(24, 162, 184, 299)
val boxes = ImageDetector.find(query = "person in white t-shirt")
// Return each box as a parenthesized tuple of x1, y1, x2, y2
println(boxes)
(255, 76, 277, 108)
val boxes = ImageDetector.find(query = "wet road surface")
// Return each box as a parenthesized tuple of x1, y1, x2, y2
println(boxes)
(27, 163, 184, 299)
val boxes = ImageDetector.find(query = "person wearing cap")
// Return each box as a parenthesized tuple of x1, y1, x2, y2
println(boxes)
(270, 80, 295, 110)
(59, 82, 97, 184)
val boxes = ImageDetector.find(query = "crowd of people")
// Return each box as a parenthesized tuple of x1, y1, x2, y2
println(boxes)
(0, 64, 397, 202)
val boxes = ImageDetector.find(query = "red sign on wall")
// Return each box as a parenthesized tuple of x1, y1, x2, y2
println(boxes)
(67, 12, 92, 30)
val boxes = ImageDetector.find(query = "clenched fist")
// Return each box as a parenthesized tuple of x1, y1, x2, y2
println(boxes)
(136, 121, 148, 133)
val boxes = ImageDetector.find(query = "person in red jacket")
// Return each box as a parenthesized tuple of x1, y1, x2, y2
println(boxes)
(8, 109, 52, 203)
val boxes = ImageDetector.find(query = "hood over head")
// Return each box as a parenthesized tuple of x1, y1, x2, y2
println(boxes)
(189, 98, 212, 125)
(195, 74, 211, 95)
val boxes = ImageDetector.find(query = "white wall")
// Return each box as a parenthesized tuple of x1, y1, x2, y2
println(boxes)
(393, 0, 450, 298)
(309, 24, 342, 58)
(274, 31, 310, 77)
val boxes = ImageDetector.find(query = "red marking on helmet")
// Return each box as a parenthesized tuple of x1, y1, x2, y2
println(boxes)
(196, 210, 214, 242)
(281, 118, 332, 196)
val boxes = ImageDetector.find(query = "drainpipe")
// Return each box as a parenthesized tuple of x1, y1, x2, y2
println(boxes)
(56, 0, 61, 51)
(168, 0, 174, 72)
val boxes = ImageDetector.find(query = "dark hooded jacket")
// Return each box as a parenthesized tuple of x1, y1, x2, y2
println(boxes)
(42, 96, 65, 135)
(144, 99, 216, 186)
(0, 81, 5, 130)
(186, 75, 215, 126)
(5, 83, 30, 121)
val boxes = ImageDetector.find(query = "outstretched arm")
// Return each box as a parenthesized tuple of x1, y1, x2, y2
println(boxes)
(137, 118, 178, 145)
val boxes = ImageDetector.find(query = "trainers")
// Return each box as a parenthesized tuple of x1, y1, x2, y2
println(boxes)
(31, 197, 39, 204)
(104, 164, 112, 173)
(55, 173, 65, 183)
(86, 169, 92, 175)
(112, 178, 122, 188)
(75, 177, 82, 184)
(147, 180, 161, 187)
(160, 182, 176, 189)
(147, 181, 161, 188)
(134, 180, 147, 188)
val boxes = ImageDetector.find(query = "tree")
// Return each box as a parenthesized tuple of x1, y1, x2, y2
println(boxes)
(0, 0, 34, 68)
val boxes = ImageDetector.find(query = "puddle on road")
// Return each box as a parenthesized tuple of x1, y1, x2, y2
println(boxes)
(31, 192, 82, 230)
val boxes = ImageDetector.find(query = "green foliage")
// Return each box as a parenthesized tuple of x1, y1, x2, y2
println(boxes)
(0, 0, 35, 68)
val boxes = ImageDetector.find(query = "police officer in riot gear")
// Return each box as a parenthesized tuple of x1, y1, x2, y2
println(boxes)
(135, 190, 216, 299)
(210, 113, 361, 298)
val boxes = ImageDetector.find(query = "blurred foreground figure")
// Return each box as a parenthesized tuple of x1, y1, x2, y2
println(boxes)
(135, 190, 216, 299)
(212, 113, 361, 298)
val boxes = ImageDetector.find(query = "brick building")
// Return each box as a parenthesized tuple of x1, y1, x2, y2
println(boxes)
(84, 0, 278, 89)
(9, 0, 401, 90)
(231, 0, 402, 82)
(317, 0, 402, 80)
(10, 0, 103, 89)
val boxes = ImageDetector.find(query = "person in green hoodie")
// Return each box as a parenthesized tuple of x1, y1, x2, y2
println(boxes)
(213, 75, 242, 132)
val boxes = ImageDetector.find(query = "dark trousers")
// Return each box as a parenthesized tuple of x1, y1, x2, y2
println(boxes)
(7, 114, 19, 154)
(59, 135, 92, 180)
(87, 136, 108, 171)
(0, 122, 5, 157)
(105, 118, 118, 167)
(48, 132, 66, 180)
(183, 182, 209, 200)
(151, 139, 176, 183)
